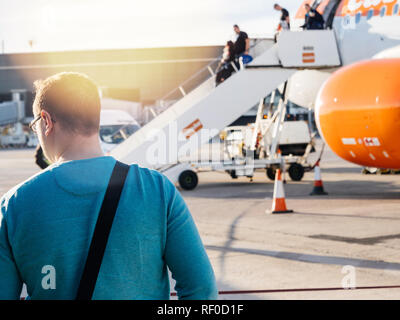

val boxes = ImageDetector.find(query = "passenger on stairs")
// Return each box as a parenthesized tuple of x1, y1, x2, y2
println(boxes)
(233, 24, 249, 57)
(301, 3, 325, 30)
(231, 24, 251, 72)
(215, 41, 235, 86)
(273, 3, 291, 31)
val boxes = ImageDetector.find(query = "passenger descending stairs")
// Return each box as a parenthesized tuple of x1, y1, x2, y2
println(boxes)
(110, 30, 341, 183)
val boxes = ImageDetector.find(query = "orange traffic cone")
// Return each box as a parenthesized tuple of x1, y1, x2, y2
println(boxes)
(277, 149, 287, 184)
(268, 169, 293, 214)
(310, 160, 328, 195)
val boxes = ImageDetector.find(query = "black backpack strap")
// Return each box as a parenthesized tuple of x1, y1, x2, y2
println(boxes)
(76, 161, 130, 300)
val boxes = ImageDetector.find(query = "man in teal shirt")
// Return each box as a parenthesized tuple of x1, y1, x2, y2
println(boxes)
(0, 72, 218, 300)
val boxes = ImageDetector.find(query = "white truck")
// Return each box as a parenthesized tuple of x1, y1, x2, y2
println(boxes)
(99, 109, 141, 154)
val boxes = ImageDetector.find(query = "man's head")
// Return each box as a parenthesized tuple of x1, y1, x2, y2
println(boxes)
(273, 3, 282, 11)
(31, 72, 101, 162)
(233, 24, 240, 34)
(304, 3, 311, 12)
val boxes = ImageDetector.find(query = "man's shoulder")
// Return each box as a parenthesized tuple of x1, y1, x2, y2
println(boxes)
(131, 164, 172, 189)
(0, 167, 54, 215)
(131, 165, 179, 201)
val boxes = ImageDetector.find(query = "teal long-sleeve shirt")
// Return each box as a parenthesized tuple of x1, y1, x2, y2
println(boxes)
(0, 156, 217, 300)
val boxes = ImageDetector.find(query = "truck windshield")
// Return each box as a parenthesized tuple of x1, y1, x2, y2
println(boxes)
(99, 124, 140, 144)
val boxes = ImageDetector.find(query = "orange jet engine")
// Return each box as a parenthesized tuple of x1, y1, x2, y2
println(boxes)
(315, 58, 400, 169)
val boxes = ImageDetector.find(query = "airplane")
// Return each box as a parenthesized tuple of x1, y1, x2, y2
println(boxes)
(110, 0, 400, 187)
(288, 0, 400, 169)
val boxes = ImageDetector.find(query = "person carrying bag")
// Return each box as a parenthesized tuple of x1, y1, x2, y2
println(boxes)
(0, 72, 217, 300)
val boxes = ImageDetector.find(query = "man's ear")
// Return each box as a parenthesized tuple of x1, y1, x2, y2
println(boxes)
(40, 110, 54, 137)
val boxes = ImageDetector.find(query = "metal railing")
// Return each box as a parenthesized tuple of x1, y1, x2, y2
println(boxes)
(152, 38, 274, 117)
(156, 58, 220, 110)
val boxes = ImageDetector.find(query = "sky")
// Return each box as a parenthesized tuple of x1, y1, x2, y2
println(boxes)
(0, 0, 302, 53)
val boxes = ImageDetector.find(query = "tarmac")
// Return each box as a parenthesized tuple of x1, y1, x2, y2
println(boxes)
(1, 140, 400, 299)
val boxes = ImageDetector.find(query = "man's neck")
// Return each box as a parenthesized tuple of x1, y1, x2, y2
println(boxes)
(54, 135, 104, 163)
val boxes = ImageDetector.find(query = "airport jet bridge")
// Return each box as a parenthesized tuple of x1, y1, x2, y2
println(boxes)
(110, 30, 341, 187)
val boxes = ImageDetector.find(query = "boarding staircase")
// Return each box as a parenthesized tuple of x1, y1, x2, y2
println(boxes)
(0, 101, 22, 126)
(110, 30, 341, 183)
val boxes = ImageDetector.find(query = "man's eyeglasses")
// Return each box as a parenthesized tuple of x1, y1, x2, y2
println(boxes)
(29, 113, 56, 133)
(29, 115, 42, 133)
